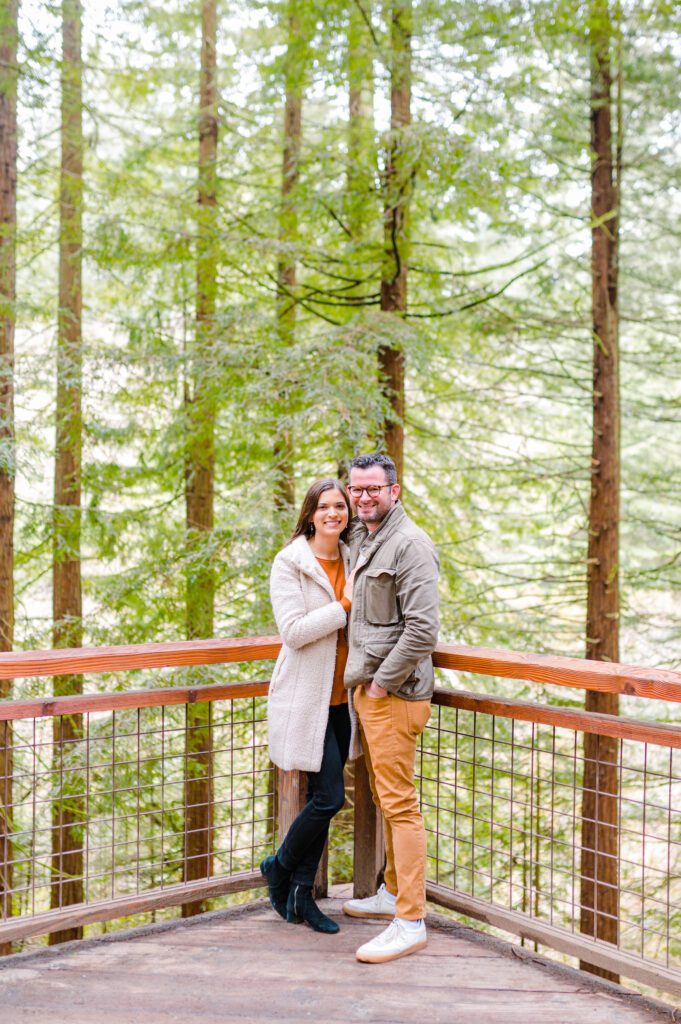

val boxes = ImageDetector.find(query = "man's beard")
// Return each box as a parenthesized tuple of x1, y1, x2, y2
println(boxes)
(359, 505, 390, 524)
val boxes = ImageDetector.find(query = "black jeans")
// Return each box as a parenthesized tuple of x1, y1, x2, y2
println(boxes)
(278, 703, 351, 886)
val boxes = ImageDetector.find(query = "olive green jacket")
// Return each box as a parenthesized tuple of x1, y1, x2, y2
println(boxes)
(344, 502, 440, 700)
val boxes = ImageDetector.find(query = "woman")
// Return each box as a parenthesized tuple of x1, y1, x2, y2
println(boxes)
(260, 478, 357, 934)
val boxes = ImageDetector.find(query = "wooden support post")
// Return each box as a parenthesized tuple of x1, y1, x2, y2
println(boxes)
(353, 754, 384, 898)
(276, 768, 327, 899)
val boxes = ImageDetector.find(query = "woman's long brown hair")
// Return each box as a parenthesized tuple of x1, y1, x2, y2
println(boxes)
(289, 478, 352, 544)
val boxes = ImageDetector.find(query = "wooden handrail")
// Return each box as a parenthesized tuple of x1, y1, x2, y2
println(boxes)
(433, 642, 681, 703)
(0, 680, 269, 722)
(0, 635, 281, 681)
(432, 689, 681, 750)
(3, 679, 680, 750)
(1, 635, 680, 703)
(0, 872, 264, 945)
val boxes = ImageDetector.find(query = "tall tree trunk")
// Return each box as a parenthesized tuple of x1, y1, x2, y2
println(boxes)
(347, 0, 374, 244)
(182, 0, 217, 918)
(273, 0, 304, 515)
(379, 0, 412, 480)
(0, 0, 18, 957)
(50, 0, 84, 945)
(580, 0, 620, 981)
(340, 3, 376, 833)
(337, 0, 375, 480)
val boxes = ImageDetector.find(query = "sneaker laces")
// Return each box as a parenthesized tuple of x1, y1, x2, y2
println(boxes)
(374, 919, 401, 946)
(377, 882, 397, 904)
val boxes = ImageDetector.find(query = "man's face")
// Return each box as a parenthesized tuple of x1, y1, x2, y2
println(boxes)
(348, 466, 400, 532)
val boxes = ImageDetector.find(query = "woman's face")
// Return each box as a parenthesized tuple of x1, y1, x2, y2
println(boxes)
(310, 487, 349, 540)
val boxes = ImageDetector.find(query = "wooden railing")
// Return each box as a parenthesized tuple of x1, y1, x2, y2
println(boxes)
(1, 637, 681, 999)
(0, 638, 280, 946)
(422, 688, 681, 998)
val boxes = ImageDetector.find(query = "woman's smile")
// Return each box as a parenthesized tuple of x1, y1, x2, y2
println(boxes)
(311, 488, 349, 536)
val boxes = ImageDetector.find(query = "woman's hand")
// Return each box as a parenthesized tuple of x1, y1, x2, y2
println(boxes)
(343, 568, 356, 603)
(365, 680, 388, 699)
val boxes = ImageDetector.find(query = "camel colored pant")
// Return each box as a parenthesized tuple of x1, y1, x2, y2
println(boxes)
(354, 685, 431, 920)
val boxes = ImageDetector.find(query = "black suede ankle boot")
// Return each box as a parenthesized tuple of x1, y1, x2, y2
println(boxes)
(286, 883, 340, 934)
(260, 854, 291, 920)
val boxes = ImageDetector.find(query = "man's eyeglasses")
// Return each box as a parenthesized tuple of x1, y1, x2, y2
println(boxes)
(347, 484, 392, 499)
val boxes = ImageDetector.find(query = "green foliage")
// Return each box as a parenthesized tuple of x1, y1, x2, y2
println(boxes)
(6, 0, 679, 667)
(3, 0, 680, 949)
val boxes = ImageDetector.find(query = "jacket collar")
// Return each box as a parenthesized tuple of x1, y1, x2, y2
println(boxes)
(281, 534, 350, 594)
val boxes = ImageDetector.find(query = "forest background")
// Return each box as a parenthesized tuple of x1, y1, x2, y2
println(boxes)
(2, 0, 679, 686)
(0, 0, 680, 956)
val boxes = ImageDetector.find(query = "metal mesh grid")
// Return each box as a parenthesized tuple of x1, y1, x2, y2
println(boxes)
(3, 695, 274, 921)
(418, 702, 681, 972)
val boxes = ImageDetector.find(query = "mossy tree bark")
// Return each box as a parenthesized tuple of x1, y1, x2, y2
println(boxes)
(0, 0, 18, 956)
(379, 0, 412, 480)
(580, 0, 620, 982)
(183, 0, 218, 918)
(274, 0, 306, 516)
(50, 0, 84, 945)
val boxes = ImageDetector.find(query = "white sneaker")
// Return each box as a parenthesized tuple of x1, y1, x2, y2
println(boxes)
(356, 919, 427, 963)
(342, 883, 396, 920)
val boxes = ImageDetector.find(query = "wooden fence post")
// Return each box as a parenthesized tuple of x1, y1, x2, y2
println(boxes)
(276, 768, 327, 898)
(353, 754, 384, 898)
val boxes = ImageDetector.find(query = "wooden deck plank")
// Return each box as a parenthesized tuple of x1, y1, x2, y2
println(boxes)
(0, 983, 669, 1024)
(36, 942, 577, 991)
(0, 975, 668, 1024)
(0, 897, 674, 1023)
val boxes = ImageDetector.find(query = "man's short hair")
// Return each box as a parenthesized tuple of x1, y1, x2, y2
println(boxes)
(350, 452, 398, 485)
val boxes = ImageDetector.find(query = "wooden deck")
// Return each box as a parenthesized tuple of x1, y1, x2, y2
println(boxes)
(0, 889, 675, 1023)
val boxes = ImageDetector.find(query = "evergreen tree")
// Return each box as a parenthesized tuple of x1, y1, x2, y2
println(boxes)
(580, 0, 620, 977)
(0, 0, 18, 953)
(183, 0, 219, 917)
(50, 0, 84, 944)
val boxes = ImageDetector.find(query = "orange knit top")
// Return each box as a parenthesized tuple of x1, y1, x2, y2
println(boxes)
(316, 557, 350, 706)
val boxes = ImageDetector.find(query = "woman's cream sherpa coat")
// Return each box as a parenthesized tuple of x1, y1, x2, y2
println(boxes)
(268, 535, 360, 772)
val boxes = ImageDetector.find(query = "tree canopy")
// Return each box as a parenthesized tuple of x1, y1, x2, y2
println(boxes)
(4, 0, 681, 686)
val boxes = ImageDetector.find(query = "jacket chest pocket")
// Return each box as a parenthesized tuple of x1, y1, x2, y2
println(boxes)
(364, 567, 399, 625)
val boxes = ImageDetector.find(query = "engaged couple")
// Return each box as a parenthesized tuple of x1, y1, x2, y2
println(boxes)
(260, 452, 440, 964)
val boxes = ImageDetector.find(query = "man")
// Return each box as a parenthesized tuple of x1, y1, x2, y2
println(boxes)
(342, 452, 439, 963)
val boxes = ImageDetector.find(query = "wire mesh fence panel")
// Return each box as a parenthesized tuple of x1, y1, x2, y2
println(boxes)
(419, 695, 681, 984)
(2, 691, 274, 932)
(3, 635, 681, 991)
